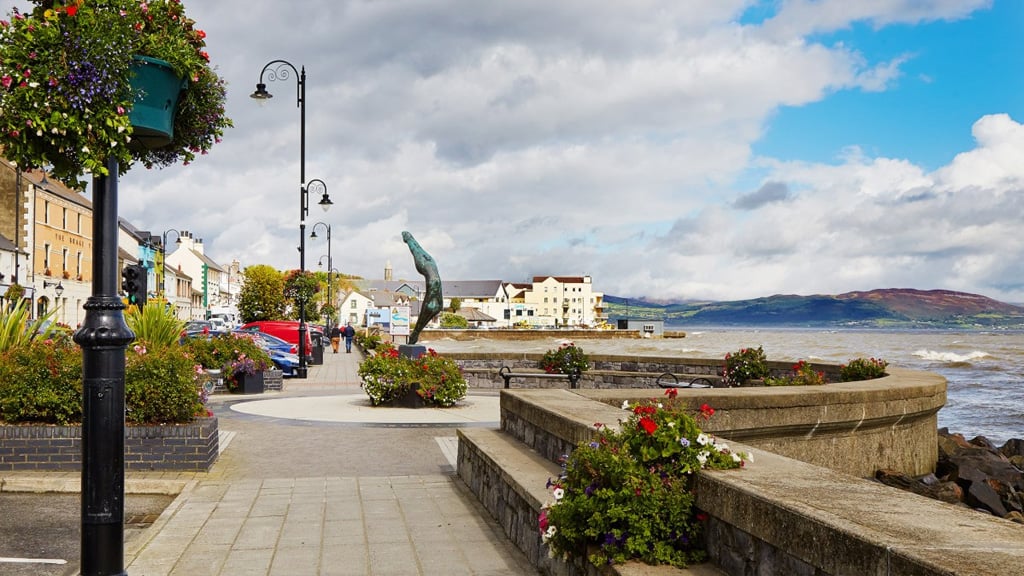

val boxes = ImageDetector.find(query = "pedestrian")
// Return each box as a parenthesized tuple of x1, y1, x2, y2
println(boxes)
(329, 323, 342, 354)
(343, 322, 356, 353)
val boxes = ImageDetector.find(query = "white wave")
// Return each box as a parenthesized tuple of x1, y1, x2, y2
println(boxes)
(912, 349, 990, 363)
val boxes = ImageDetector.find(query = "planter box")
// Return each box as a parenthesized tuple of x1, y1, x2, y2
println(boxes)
(0, 417, 219, 472)
(232, 371, 265, 394)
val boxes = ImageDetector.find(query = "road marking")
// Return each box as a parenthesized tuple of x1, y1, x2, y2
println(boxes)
(435, 436, 458, 468)
(0, 557, 68, 565)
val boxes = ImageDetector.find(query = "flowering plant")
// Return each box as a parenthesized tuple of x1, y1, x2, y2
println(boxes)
(413, 348, 467, 407)
(0, 0, 231, 188)
(539, 341, 589, 374)
(764, 359, 828, 386)
(840, 357, 888, 381)
(357, 343, 467, 407)
(721, 345, 768, 385)
(540, 392, 751, 568)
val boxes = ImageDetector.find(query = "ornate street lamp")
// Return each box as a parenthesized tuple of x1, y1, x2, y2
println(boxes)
(311, 222, 332, 325)
(160, 228, 182, 299)
(252, 60, 332, 377)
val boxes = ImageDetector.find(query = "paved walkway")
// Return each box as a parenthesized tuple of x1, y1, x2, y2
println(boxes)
(8, 347, 538, 575)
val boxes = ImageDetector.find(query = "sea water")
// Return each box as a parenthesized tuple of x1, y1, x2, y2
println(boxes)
(421, 327, 1024, 445)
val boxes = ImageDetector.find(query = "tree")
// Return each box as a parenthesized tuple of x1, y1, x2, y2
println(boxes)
(449, 297, 462, 314)
(238, 265, 286, 323)
(282, 270, 321, 322)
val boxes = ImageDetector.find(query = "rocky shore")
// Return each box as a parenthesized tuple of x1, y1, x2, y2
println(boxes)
(875, 429, 1024, 523)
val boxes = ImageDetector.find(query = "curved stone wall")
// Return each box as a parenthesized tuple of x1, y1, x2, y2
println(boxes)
(449, 351, 946, 477)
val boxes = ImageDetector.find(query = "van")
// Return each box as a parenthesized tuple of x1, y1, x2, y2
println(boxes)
(238, 321, 313, 358)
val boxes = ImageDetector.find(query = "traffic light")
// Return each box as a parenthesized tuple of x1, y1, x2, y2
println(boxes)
(122, 264, 147, 308)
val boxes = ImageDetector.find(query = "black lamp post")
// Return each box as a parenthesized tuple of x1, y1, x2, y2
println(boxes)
(160, 228, 182, 300)
(311, 222, 332, 325)
(74, 157, 133, 576)
(252, 60, 332, 377)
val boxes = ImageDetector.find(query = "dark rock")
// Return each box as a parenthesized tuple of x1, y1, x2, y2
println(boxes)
(967, 481, 1008, 517)
(1005, 511, 1024, 524)
(1002, 439, 1024, 458)
(874, 469, 962, 505)
(969, 435, 999, 451)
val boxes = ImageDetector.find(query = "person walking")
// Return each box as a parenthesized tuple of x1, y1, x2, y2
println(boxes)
(329, 323, 342, 354)
(343, 322, 356, 353)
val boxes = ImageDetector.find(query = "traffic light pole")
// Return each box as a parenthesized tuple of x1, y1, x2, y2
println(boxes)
(73, 157, 132, 576)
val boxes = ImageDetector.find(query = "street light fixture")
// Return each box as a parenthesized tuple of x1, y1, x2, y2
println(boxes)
(311, 222, 332, 326)
(160, 229, 182, 299)
(252, 59, 332, 377)
(43, 280, 64, 298)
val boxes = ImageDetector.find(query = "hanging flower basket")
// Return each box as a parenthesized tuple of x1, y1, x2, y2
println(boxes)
(128, 56, 187, 150)
(0, 0, 232, 189)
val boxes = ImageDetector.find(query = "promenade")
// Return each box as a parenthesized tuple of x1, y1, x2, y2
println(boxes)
(6, 348, 538, 575)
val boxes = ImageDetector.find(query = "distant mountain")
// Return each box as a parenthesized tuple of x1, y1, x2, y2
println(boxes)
(604, 289, 1024, 329)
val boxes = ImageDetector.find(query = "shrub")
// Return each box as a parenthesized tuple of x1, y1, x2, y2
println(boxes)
(539, 342, 590, 374)
(0, 338, 83, 424)
(357, 344, 467, 407)
(124, 344, 206, 423)
(765, 359, 828, 386)
(413, 349, 468, 407)
(440, 312, 468, 328)
(840, 357, 888, 381)
(541, 394, 751, 568)
(721, 346, 768, 385)
(354, 331, 383, 351)
(358, 344, 411, 405)
(126, 303, 185, 349)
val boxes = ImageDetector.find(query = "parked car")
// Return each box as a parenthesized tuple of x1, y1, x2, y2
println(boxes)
(240, 331, 297, 355)
(183, 320, 228, 335)
(237, 320, 314, 362)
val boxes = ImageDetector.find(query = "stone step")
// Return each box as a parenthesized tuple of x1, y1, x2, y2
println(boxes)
(456, 427, 725, 576)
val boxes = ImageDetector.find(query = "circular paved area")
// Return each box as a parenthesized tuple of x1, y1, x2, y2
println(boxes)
(230, 393, 501, 425)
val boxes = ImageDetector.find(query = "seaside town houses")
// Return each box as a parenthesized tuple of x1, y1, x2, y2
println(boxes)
(2, 159, 605, 329)
(0, 159, 239, 324)
(343, 267, 607, 329)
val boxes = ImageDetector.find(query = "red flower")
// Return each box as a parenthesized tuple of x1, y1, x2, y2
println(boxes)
(696, 512, 709, 522)
(638, 416, 657, 436)
(699, 403, 715, 420)
(664, 388, 678, 399)
(66, 4, 78, 16)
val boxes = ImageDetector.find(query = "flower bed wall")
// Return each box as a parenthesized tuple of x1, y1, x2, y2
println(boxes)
(0, 417, 219, 472)
(449, 353, 842, 389)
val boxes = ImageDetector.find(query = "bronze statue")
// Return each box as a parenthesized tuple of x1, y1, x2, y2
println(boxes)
(403, 231, 442, 345)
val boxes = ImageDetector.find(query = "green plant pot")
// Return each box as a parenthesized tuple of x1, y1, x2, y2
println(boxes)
(128, 56, 186, 149)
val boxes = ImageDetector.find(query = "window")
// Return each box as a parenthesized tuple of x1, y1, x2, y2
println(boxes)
(77, 252, 83, 277)
(43, 201, 49, 224)
(43, 243, 50, 269)
(62, 248, 68, 272)
(62, 207, 67, 229)
(78, 213, 83, 233)
(351, 300, 357, 309)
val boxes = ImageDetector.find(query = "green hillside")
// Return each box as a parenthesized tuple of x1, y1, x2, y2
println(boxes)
(604, 289, 1024, 329)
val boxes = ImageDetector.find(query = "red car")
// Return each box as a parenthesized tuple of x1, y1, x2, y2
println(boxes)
(238, 321, 314, 357)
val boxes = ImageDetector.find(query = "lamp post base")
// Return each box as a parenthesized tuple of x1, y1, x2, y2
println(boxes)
(296, 366, 308, 379)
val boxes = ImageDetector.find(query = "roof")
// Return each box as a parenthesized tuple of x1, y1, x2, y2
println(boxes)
(444, 280, 502, 298)
(118, 247, 138, 264)
(458, 307, 497, 322)
(0, 233, 25, 254)
(533, 275, 588, 284)
(191, 249, 226, 272)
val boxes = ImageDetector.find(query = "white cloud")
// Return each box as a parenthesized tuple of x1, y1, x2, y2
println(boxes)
(85, 0, 1021, 303)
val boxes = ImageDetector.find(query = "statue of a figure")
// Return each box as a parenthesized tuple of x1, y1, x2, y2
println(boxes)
(402, 231, 442, 345)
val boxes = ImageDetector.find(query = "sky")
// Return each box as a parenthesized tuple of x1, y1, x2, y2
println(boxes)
(9, 0, 1022, 303)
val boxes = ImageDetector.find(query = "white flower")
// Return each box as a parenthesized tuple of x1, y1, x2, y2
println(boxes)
(696, 433, 711, 446)
(657, 403, 663, 409)
(542, 525, 557, 543)
(621, 400, 630, 410)
(731, 453, 742, 463)
(746, 451, 754, 463)
(716, 443, 729, 453)
(552, 487, 564, 501)
(697, 451, 708, 465)
(667, 421, 675, 428)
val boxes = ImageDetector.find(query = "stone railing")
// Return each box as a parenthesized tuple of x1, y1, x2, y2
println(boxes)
(456, 366, 1024, 575)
